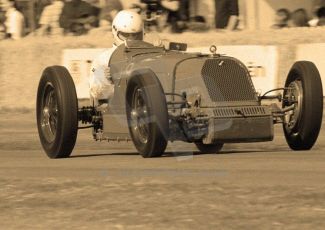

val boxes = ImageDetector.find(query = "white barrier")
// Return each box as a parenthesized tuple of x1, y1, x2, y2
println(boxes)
(296, 43, 325, 92)
(62, 48, 107, 99)
(63, 45, 279, 99)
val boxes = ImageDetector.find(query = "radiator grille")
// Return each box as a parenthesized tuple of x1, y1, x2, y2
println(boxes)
(213, 106, 269, 118)
(201, 58, 257, 102)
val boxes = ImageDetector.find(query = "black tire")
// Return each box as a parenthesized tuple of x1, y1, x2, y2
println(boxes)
(36, 66, 78, 158)
(195, 142, 224, 153)
(126, 70, 169, 157)
(282, 61, 323, 150)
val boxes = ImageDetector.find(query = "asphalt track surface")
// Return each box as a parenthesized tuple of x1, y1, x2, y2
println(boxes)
(1, 113, 325, 229)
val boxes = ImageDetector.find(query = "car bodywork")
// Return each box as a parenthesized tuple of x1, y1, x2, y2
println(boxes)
(95, 40, 274, 144)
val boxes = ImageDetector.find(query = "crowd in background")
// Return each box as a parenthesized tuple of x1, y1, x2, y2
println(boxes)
(0, 0, 325, 40)
(0, 0, 240, 39)
(272, 5, 325, 28)
(0, 0, 24, 39)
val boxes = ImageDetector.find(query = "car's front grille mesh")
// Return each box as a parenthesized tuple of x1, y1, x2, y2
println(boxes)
(201, 58, 257, 102)
(213, 106, 269, 118)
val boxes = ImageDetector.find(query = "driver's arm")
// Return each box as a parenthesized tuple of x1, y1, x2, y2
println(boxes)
(89, 50, 114, 100)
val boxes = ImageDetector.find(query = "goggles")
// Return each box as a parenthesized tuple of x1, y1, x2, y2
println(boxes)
(117, 31, 143, 41)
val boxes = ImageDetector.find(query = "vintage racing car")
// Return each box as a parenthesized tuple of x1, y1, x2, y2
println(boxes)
(36, 40, 323, 158)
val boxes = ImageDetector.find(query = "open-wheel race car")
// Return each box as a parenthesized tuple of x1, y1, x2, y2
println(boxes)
(37, 40, 323, 158)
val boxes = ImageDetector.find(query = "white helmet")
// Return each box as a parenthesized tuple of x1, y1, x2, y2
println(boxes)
(112, 10, 144, 46)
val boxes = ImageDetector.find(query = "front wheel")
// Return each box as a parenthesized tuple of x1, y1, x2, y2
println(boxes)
(282, 61, 323, 150)
(36, 66, 78, 158)
(126, 70, 169, 158)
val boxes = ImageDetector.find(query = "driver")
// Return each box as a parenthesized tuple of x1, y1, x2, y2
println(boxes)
(89, 10, 144, 106)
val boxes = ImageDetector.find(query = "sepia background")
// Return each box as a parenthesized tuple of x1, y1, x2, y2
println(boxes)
(1, 0, 325, 229)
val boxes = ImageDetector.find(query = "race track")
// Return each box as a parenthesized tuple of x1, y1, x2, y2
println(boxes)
(1, 112, 325, 229)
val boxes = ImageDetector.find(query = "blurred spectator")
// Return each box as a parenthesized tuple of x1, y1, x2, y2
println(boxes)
(189, 0, 198, 16)
(289, 8, 309, 27)
(59, 0, 100, 35)
(317, 6, 325, 26)
(161, 0, 189, 33)
(309, 5, 325, 26)
(187, 0, 209, 32)
(99, 0, 123, 27)
(313, 0, 325, 8)
(187, 15, 209, 32)
(309, 14, 319, 26)
(0, 6, 5, 21)
(135, 0, 207, 33)
(0, 24, 5, 40)
(214, 0, 239, 30)
(37, 0, 64, 35)
(272, 8, 290, 29)
(130, 1, 162, 32)
(1, 0, 25, 40)
(0, 6, 6, 39)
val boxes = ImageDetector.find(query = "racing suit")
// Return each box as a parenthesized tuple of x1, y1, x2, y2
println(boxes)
(89, 44, 117, 101)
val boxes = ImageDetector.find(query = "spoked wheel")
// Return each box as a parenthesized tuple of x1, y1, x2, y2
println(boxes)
(37, 66, 78, 158)
(40, 83, 58, 144)
(126, 70, 169, 158)
(195, 142, 224, 154)
(282, 61, 323, 150)
(130, 88, 150, 145)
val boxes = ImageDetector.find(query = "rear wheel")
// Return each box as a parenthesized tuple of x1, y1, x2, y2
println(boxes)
(36, 66, 78, 158)
(282, 61, 323, 150)
(126, 70, 169, 157)
(195, 142, 224, 153)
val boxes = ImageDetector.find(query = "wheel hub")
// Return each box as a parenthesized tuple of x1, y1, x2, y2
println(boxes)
(41, 84, 58, 143)
(130, 88, 149, 144)
(43, 107, 50, 122)
(284, 80, 303, 131)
